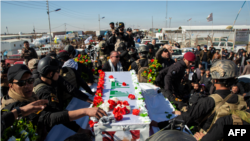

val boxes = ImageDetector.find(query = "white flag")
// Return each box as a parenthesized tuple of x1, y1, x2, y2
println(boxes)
(207, 13, 213, 22)
(84, 36, 92, 44)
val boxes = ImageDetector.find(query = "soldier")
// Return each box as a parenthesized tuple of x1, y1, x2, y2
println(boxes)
(1, 64, 107, 140)
(126, 27, 135, 48)
(114, 22, 128, 51)
(128, 46, 139, 67)
(106, 22, 116, 52)
(151, 39, 159, 53)
(21, 41, 38, 65)
(147, 44, 155, 59)
(27, 59, 40, 79)
(152, 60, 247, 138)
(154, 52, 196, 110)
(97, 40, 109, 66)
(129, 45, 150, 74)
(155, 48, 175, 69)
(117, 42, 130, 71)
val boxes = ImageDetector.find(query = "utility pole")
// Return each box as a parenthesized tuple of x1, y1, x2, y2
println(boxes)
(166, 1, 168, 28)
(6, 27, 9, 34)
(33, 25, 36, 39)
(152, 16, 153, 37)
(46, 0, 52, 48)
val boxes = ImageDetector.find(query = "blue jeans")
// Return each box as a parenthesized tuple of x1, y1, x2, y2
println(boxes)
(202, 61, 208, 70)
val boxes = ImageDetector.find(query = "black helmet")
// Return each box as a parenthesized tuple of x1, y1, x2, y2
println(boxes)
(99, 40, 107, 48)
(138, 45, 149, 53)
(127, 27, 132, 32)
(98, 35, 103, 41)
(64, 45, 75, 57)
(210, 60, 237, 79)
(118, 22, 124, 28)
(37, 57, 59, 77)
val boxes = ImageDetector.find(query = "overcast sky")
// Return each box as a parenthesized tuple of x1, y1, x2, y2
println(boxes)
(1, 0, 250, 34)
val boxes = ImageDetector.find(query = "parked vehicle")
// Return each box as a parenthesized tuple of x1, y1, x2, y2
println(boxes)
(36, 46, 51, 57)
(159, 40, 169, 44)
(172, 49, 183, 61)
(181, 47, 195, 56)
(14, 61, 25, 65)
(185, 37, 211, 47)
(5, 54, 24, 66)
(212, 41, 234, 51)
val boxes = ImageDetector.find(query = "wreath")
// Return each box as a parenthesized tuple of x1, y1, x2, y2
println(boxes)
(141, 59, 162, 84)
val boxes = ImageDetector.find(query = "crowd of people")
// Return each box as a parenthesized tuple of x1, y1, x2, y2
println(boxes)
(1, 21, 250, 141)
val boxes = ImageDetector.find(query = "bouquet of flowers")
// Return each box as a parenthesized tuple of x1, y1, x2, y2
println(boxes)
(1, 118, 39, 141)
(141, 59, 162, 84)
(74, 54, 93, 81)
(89, 40, 96, 46)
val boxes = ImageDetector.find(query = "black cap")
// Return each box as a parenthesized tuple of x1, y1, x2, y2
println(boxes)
(7, 64, 32, 82)
(109, 22, 114, 25)
(57, 52, 69, 61)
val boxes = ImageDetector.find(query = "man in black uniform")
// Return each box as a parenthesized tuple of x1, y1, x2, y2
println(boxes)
(147, 44, 155, 59)
(1, 64, 107, 139)
(64, 45, 94, 85)
(130, 45, 149, 74)
(114, 22, 128, 51)
(154, 52, 196, 110)
(151, 39, 159, 53)
(105, 22, 116, 52)
(117, 42, 130, 71)
(151, 60, 247, 138)
(126, 27, 135, 48)
(128, 46, 139, 67)
(155, 48, 175, 69)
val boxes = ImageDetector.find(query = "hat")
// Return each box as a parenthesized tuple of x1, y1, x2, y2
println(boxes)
(8, 64, 32, 82)
(59, 50, 68, 53)
(127, 28, 132, 32)
(183, 52, 196, 62)
(57, 51, 70, 60)
(46, 52, 57, 59)
(28, 59, 39, 70)
(191, 67, 195, 69)
(246, 59, 250, 62)
(109, 22, 114, 25)
(204, 45, 207, 48)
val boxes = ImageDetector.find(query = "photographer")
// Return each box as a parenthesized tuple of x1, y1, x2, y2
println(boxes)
(1, 62, 9, 97)
(114, 22, 128, 51)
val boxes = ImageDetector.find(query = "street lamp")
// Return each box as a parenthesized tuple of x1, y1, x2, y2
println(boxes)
(47, 0, 61, 48)
(98, 14, 105, 32)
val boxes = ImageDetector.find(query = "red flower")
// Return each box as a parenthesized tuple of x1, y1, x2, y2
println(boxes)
(149, 79, 152, 82)
(123, 100, 129, 106)
(148, 72, 150, 74)
(123, 107, 130, 114)
(117, 100, 122, 105)
(113, 107, 126, 115)
(114, 113, 123, 121)
(109, 104, 115, 110)
(144, 71, 147, 73)
(89, 120, 97, 128)
(77, 59, 79, 61)
(85, 60, 88, 62)
(108, 100, 116, 106)
(78, 54, 81, 58)
(83, 56, 85, 59)
(151, 59, 154, 63)
(109, 75, 114, 79)
(92, 69, 95, 73)
(132, 109, 140, 116)
(128, 94, 135, 100)
(149, 69, 152, 72)
(122, 82, 126, 86)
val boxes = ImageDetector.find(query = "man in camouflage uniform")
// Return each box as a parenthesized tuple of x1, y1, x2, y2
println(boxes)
(114, 22, 128, 51)
(21, 41, 38, 65)
(98, 40, 109, 66)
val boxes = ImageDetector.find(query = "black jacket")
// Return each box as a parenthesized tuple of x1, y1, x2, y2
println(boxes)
(164, 60, 187, 95)
(159, 58, 175, 69)
(158, 90, 240, 132)
(119, 50, 130, 71)
(1, 111, 15, 133)
(127, 34, 135, 48)
(61, 67, 94, 95)
(201, 110, 250, 141)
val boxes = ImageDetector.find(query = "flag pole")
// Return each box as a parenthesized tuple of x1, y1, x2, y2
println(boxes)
(212, 13, 213, 41)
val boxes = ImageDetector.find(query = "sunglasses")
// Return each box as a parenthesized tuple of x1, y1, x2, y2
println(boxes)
(163, 49, 169, 52)
(13, 78, 34, 87)
(112, 56, 120, 58)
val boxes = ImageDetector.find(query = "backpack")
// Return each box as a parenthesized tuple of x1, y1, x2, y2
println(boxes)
(201, 94, 247, 133)
(135, 59, 151, 83)
(60, 68, 77, 101)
